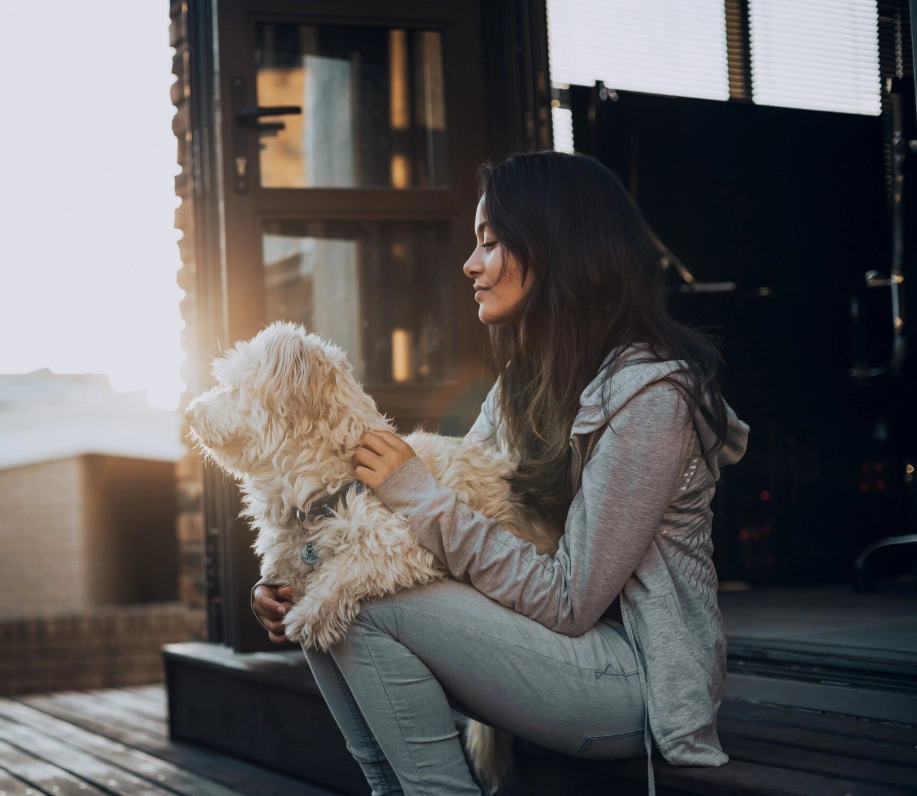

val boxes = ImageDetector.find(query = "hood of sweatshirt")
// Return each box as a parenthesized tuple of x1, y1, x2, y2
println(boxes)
(572, 347, 749, 481)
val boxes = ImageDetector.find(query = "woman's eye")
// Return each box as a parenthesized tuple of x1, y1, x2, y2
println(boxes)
(483, 241, 498, 251)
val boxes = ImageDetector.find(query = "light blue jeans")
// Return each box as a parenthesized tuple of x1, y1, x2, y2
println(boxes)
(302, 579, 647, 795)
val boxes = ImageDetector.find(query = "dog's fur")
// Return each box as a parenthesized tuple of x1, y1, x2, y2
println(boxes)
(186, 322, 560, 792)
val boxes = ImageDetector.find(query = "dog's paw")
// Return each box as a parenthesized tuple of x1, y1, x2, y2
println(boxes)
(281, 601, 315, 646)
(284, 597, 354, 651)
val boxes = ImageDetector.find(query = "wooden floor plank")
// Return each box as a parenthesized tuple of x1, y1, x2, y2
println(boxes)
(0, 699, 245, 796)
(74, 692, 169, 735)
(84, 691, 166, 723)
(720, 700, 917, 747)
(723, 736, 917, 789)
(0, 738, 108, 796)
(0, 766, 43, 796)
(0, 718, 179, 796)
(117, 688, 166, 714)
(718, 716, 917, 767)
(13, 696, 334, 796)
(25, 693, 166, 738)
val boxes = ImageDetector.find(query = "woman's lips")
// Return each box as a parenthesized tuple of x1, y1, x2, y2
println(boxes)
(474, 287, 490, 301)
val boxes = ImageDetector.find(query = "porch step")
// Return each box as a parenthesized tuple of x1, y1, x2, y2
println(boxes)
(727, 636, 917, 695)
(163, 642, 917, 796)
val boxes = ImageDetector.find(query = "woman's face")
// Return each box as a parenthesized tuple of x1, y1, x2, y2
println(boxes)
(463, 196, 532, 324)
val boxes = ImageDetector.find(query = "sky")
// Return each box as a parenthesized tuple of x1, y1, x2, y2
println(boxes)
(0, 2, 185, 410)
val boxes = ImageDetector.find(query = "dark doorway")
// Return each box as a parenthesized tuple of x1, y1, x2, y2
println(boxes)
(572, 87, 916, 586)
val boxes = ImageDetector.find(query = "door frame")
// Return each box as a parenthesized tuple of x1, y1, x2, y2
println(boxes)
(184, 0, 551, 651)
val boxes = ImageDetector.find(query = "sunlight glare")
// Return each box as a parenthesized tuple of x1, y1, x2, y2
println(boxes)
(0, 2, 186, 410)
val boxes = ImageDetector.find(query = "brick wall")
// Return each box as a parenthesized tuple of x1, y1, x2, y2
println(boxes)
(170, 0, 207, 612)
(0, 458, 90, 614)
(0, 603, 205, 695)
(0, 455, 180, 616)
(0, 452, 203, 692)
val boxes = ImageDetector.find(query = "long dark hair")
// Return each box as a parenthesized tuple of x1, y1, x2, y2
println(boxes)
(479, 151, 728, 526)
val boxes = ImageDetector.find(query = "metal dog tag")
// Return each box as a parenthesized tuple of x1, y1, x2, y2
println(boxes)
(301, 543, 319, 565)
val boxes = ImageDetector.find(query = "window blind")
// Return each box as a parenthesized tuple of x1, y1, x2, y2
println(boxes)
(749, 0, 881, 115)
(546, 0, 731, 102)
(552, 107, 575, 153)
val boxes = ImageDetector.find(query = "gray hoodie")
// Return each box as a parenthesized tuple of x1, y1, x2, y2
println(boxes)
(375, 350, 749, 783)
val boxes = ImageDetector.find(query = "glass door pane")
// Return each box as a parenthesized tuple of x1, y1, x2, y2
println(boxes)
(262, 220, 455, 384)
(256, 23, 449, 189)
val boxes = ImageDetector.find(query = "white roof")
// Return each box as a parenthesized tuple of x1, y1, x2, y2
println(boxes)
(0, 370, 186, 471)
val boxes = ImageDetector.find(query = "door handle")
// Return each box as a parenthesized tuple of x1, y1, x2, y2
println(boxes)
(235, 105, 302, 128)
(653, 235, 738, 294)
(865, 270, 904, 288)
(229, 73, 303, 194)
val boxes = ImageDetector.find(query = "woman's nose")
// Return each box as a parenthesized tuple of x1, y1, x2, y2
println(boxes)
(463, 252, 481, 278)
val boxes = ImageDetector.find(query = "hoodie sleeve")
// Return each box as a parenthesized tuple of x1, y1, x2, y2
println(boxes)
(374, 382, 694, 636)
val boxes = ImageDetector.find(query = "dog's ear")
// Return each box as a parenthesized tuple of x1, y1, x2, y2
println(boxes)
(253, 324, 323, 415)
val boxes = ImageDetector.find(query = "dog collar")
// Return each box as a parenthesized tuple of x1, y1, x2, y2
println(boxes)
(291, 480, 367, 526)
(291, 480, 366, 566)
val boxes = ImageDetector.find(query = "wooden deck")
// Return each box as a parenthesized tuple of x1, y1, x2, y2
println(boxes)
(0, 686, 336, 796)
(3, 674, 916, 796)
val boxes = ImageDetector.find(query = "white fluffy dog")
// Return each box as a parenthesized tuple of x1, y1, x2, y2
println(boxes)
(186, 321, 560, 791)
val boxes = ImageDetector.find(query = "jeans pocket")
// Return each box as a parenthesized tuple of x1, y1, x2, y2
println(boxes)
(572, 728, 645, 759)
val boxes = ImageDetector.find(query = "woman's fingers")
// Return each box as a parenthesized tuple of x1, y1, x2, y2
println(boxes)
(252, 584, 293, 642)
(352, 432, 416, 489)
(262, 616, 287, 634)
(354, 465, 376, 485)
(253, 584, 293, 638)
(356, 433, 416, 466)
(357, 432, 389, 456)
(378, 430, 410, 449)
(352, 446, 382, 468)
(253, 585, 287, 615)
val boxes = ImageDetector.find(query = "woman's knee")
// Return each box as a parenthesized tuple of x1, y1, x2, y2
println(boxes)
(371, 579, 490, 618)
(331, 579, 481, 661)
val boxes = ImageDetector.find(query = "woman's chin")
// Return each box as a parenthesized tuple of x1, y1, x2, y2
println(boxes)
(478, 302, 522, 325)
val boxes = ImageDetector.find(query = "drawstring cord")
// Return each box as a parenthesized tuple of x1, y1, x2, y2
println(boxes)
(622, 605, 655, 796)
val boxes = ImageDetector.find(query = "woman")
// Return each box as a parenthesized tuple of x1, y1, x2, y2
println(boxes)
(253, 151, 749, 795)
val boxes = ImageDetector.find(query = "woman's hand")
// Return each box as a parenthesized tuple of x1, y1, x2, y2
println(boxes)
(353, 431, 417, 489)
(252, 584, 294, 644)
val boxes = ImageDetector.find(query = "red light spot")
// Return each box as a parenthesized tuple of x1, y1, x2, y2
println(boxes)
(875, 480, 886, 491)
(762, 524, 771, 535)
(739, 529, 750, 541)
(873, 462, 883, 471)
(761, 491, 771, 501)
(859, 482, 869, 492)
